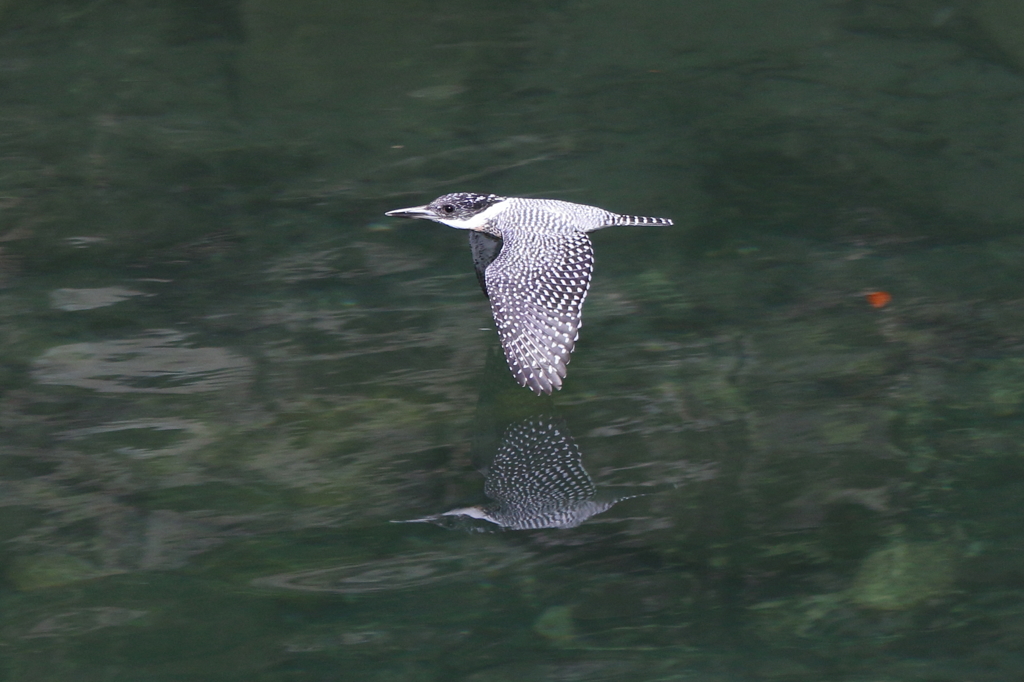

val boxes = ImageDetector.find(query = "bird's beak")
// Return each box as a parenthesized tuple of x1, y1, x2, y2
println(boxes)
(385, 205, 434, 219)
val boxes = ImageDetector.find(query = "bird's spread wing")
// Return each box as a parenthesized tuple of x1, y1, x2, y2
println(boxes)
(484, 230, 594, 394)
(468, 232, 502, 298)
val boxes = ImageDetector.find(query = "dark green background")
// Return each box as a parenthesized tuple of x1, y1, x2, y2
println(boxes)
(1, 1, 1023, 680)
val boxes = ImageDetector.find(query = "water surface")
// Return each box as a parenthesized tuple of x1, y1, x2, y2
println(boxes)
(2, 1, 1024, 680)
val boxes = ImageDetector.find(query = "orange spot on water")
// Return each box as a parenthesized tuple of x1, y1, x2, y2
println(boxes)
(865, 291, 892, 308)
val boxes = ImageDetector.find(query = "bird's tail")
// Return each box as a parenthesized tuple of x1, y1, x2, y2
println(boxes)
(613, 214, 673, 226)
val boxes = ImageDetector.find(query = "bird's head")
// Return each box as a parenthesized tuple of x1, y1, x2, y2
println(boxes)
(390, 504, 501, 532)
(385, 192, 507, 230)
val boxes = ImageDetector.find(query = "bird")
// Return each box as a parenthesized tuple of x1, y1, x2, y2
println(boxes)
(395, 416, 647, 530)
(385, 193, 673, 394)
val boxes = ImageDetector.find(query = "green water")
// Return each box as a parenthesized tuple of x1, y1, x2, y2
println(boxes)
(2, 1, 1024, 680)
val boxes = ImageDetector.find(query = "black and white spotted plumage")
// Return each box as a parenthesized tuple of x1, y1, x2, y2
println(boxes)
(486, 230, 593, 394)
(385, 193, 672, 394)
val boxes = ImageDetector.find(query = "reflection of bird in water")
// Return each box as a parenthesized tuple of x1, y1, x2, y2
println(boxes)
(397, 416, 647, 530)
(385, 193, 672, 394)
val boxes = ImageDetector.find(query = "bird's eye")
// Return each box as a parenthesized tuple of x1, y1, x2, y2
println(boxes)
(442, 204, 455, 214)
